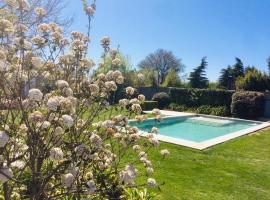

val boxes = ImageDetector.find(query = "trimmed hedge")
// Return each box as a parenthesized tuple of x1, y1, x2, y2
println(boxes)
(231, 91, 264, 119)
(152, 92, 171, 109)
(231, 91, 265, 119)
(141, 101, 158, 111)
(169, 88, 234, 107)
(169, 103, 230, 117)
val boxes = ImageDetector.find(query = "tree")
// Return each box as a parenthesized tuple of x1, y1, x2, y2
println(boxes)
(235, 68, 268, 91)
(0, 1, 166, 199)
(218, 66, 234, 90)
(267, 57, 270, 75)
(0, 0, 73, 29)
(161, 69, 182, 87)
(232, 57, 244, 78)
(138, 49, 183, 85)
(188, 57, 209, 88)
(218, 58, 244, 90)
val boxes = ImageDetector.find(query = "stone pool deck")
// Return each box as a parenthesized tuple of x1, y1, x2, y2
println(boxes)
(144, 110, 194, 117)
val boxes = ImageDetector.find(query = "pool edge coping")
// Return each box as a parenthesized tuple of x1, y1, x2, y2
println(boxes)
(134, 111, 270, 150)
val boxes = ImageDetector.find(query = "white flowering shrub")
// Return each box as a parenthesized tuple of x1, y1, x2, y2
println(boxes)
(0, 0, 169, 199)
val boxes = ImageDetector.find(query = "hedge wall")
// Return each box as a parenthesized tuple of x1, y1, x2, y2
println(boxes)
(231, 91, 265, 119)
(169, 88, 234, 107)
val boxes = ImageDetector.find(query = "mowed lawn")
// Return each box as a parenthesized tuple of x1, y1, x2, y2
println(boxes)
(148, 128, 270, 200)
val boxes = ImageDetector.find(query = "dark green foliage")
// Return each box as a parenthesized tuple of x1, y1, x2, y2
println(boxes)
(141, 101, 158, 111)
(233, 57, 244, 78)
(169, 88, 234, 107)
(169, 103, 230, 117)
(218, 58, 245, 90)
(267, 56, 270, 75)
(231, 91, 265, 119)
(152, 92, 171, 109)
(236, 68, 268, 92)
(195, 105, 230, 116)
(218, 66, 234, 90)
(188, 57, 209, 88)
(169, 103, 188, 112)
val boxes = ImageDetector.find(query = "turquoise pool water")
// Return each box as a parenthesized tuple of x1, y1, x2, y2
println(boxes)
(129, 116, 260, 142)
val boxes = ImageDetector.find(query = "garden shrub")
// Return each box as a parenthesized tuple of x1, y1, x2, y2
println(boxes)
(169, 103, 188, 112)
(0, 1, 167, 199)
(231, 91, 265, 119)
(169, 103, 230, 117)
(196, 105, 230, 117)
(169, 88, 234, 107)
(141, 101, 158, 111)
(152, 92, 171, 109)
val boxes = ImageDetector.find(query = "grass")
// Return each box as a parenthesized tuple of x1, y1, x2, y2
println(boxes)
(148, 129, 270, 200)
(95, 107, 270, 199)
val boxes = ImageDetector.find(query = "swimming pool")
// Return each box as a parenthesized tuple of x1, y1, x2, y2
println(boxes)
(130, 114, 270, 150)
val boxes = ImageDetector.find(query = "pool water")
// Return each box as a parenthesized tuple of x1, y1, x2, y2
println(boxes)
(129, 116, 260, 142)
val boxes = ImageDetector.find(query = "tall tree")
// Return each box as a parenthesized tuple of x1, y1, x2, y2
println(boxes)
(267, 57, 270, 75)
(188, 57, 209, 88)
(233, 57, 244, 78)
(218, 65, 234, 90)
(138, 49, 183, 85)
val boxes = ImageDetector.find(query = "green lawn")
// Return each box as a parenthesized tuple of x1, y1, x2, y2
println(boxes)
(95, 107, 270, 199)
(148, 129, 270, 200)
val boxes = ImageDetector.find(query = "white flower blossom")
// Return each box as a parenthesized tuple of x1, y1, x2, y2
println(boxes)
(100, 36, 110, 46)
(50, 147, 64, 160)
(119, 164, 137, 185)
(62, 173, 74, 187)
(160, 149, 170, 157)
(151, 127, 158, 134)
(47, 96, 60, 111)
(131, 104, 142, 114)
(0, 131, 9, 147)
(138, 94, 145, 102)
(85, 6, 95, 16)
(112, 58, 121, 66)
(56, 80, 69, 89)
(35, 7, 46, 16)
(28, 89, 43, 102)
(86, 180, 96, 194)
(137, 73, 144, 81)
(119, 99, 129, 108)
(0, 166, 13, 183)
(126, 87, 135, 96)
(61, 115, 74, 128)
(147, 178, 156, 187)
(31, 57, 43, 68)
(152, 108, 161, 115)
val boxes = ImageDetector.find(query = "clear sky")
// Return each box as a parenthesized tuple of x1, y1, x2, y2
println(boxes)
(64, 0, 270, 81)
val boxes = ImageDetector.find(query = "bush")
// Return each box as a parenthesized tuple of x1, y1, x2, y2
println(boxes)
(141, 101, 158, 111)
(231, 91, 265, 119)
(169, 88, 234, 107)
(152, 92, 171, 109)
(169, 103, 230, 117)
(235, 69, 268, 92)
(169, 103, 188, 112)
(196, 105, 230, 117)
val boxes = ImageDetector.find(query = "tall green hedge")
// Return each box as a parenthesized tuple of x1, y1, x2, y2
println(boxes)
(169, 88, 234, 107)
(231, 91, 265, 119)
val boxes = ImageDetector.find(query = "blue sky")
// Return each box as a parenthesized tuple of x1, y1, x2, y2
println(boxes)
(65, 0, 270, 81)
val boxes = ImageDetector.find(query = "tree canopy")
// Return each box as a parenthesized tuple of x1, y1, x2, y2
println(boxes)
(138, 49, 184, 85)
(218, 57, 245, 90)
(188, 57, 209, 88)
